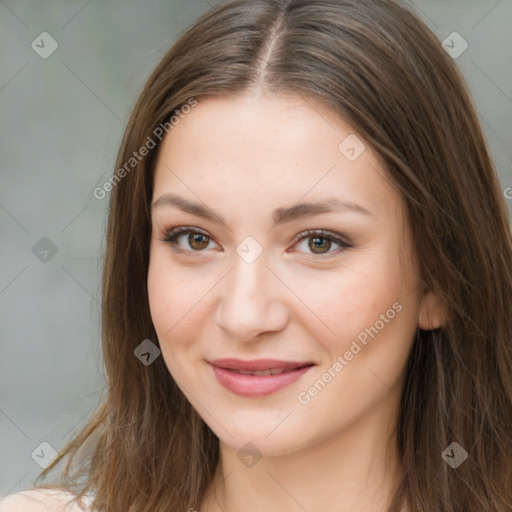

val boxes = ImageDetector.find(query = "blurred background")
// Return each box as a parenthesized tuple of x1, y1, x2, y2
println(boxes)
(1, 0, 511, 496)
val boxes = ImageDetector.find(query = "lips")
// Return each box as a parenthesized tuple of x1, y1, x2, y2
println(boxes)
(208, 358, 314, 396)
(210, 358, 313, 372)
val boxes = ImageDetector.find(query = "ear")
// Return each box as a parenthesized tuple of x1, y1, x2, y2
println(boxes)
(418, 289, 446, 330)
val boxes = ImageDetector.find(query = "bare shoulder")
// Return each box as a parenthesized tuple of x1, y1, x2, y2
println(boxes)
(0, 488, 91, 512)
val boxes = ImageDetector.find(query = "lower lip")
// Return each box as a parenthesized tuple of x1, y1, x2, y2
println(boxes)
(210, 364, 313, 397)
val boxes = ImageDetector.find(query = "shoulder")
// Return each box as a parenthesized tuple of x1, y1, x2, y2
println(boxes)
(0, 489, 92, 512)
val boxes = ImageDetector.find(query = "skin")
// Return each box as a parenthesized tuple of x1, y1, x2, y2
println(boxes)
(147, 92, 445, 512)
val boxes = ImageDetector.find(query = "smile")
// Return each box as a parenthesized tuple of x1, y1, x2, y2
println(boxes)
(208, 358, 315, 396)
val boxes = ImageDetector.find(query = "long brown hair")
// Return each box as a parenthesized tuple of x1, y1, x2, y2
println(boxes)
(36, 0, 512, 510)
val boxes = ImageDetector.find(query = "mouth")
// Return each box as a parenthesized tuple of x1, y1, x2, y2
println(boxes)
(208, 358, 315, 396)
(228, 367, 301, 376)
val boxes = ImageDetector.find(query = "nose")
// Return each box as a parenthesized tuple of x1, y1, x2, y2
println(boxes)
(214, 251, 289, 342)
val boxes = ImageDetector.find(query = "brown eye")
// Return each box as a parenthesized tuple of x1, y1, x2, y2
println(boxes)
(188, 233, 210, 250)
(293, 229, 352, 257)
(161, 226, 215, 252)
(308, 236, 332, 254)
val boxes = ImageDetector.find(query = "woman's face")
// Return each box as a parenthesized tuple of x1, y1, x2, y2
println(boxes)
(148, 93, 440, 456)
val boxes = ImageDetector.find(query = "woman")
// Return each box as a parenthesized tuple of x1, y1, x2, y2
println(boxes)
(2, 0, 511, 511)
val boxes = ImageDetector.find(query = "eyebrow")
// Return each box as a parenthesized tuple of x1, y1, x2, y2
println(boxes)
(150, 193, 374, 226)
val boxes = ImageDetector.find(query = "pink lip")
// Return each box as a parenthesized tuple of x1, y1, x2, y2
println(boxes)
(208, 358, 314, 397)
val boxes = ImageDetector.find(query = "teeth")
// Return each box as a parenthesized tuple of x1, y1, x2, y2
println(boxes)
(238, 369, 271, 376)
(235, 368, 294, 376)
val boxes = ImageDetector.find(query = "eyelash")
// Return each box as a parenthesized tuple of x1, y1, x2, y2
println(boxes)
(159, 225, 352, 257)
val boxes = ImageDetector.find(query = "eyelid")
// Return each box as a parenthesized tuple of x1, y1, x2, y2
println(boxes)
(160, 225, 219, 254)
(292, 229, 352, 249)
(287, 229, 352, 258)
(159, 225, 352, 256)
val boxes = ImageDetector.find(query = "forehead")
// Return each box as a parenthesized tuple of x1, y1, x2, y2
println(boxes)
(152, 93, 401, 224)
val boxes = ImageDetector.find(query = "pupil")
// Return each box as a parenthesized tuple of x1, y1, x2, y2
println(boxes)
(186, 234, 331, 253)
(190, 233, 209, 250)
(309, 237, 330, 253)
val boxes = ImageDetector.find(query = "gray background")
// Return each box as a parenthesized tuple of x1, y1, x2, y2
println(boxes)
(1, 0, 511, 497)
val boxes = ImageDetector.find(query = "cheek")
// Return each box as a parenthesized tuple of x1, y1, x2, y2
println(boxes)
(147, 256, 176, 335)
(303, 248, 421, 399)
(147, 247, 212, 335)
(147, 253, 204, 368)
(297, 246, 418, 348)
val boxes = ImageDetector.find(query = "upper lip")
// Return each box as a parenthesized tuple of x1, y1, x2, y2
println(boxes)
(209, 358, 314, 371)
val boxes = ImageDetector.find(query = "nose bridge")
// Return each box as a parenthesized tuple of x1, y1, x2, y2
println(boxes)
(231, 250, 270, 301)
(215, 246, 288, 340)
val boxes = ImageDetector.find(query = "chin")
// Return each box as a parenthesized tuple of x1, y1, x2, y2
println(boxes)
(205, 414, 313, 458)
(218, 431, 306, 458)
